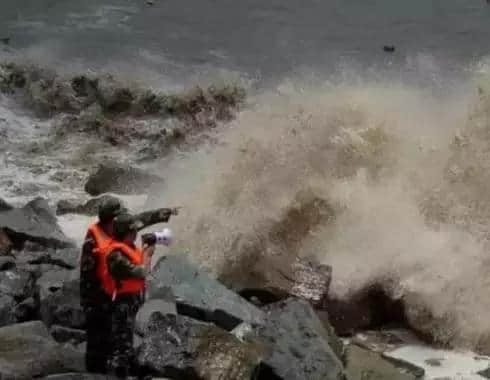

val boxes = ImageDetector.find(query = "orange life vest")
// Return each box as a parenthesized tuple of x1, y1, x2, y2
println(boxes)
(97, 241, 146, 299)
(87, 223, 113, 253)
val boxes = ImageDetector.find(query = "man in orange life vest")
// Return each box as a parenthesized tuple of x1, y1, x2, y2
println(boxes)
(103, 213, 155, 378)
(81, 198, 178, 374)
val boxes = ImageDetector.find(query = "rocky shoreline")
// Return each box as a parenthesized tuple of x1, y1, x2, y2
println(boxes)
(2, 190, 488, 380)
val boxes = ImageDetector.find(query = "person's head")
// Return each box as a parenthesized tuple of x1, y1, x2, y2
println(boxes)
(113, 213, 143, 244)
(98, 198, 127, 234)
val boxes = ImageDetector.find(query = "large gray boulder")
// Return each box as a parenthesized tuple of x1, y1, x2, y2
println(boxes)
(0, 198, 75, 248)
(240, 298, 346, 380)
(0, 321, 84, 379)
(56, 194, 121, 216)
(135, 298, 177, 336)
(84, 162, 163, 196)
(148, 253, 265, 330)
(15, 247, 79, 279)
(137, 312, 266, 380)
(0, 268, 35, 300)
(237, 256, 332, 307)
(39, 270, 84, 328)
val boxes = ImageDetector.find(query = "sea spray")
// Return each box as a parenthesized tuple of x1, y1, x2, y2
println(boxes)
(145, 76, 490, 352)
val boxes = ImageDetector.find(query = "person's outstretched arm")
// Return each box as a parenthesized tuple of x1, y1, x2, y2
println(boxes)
(133, 208, 180, 231)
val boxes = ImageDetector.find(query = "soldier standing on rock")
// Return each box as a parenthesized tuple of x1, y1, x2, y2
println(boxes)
(80, 198, 178, 374)
(103, 213, 156, 379)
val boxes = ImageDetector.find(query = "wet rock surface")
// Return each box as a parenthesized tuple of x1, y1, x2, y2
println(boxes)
(39, 270, 84, 328)
(0, 294, 16, 326)
(238, 256, 332, 307)
(50, 325, 86, 345)
(137, 312, 266, 380)
(56, 194, 122, 216)
(0, 198, 75, 249)
(84, 162, 164, 196)
(247, 298, 345, 380)
(345, 345, 417, 380)
(0, 321, 84, 380)
(135, 298, 177, 336)
(149, 253, 265, 330)
(0, 268, 35, 300)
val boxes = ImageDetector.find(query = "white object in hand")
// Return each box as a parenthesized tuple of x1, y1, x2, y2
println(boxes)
(154, 228, 173, 246)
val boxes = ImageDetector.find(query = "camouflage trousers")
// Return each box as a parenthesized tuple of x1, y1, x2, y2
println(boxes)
(107, 294, 143, 379)
(85, 303, 112, 373)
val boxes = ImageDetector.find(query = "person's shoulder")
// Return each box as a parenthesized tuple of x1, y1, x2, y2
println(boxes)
(82, 232, 95, 247)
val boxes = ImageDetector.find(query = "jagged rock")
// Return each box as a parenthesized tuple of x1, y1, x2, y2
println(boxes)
(241, 298, 346, 380)
(0, 321, 84, 379)
(15, 250, 53, 276)
(0, 228, 13, 255)
(28, 247, 79, 269)
(0, 294, 16, 326)
(136, 298, 177, 336)
(15, 247, 79, 274)
(137, 312, 266, 380)
(23, 240, 50, 252)
(0, 198, 75, 249)
(0, 268, 35, 300)
(345, 345, 417, 380)
(56, 194, 122, 216)
(238, 256, 332, 307)
(0, 256, 15, 270)
(50, 325, 86, 344)
(149, 253, 265, 330)
(84, 162, 164, 196)
(39, 270, 84, 328)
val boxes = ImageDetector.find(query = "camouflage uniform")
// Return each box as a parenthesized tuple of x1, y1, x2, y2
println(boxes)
(81, 202, 174, 374)
(105, 214, 150, 378)
(107, 293, 144, 378)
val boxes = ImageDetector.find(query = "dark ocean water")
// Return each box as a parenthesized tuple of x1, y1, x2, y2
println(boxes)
(1, 0, 490, 83)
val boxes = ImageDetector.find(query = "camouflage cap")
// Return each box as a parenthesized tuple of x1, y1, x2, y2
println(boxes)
(113, 213, 144, 239)
(98, 197, 127, 223)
